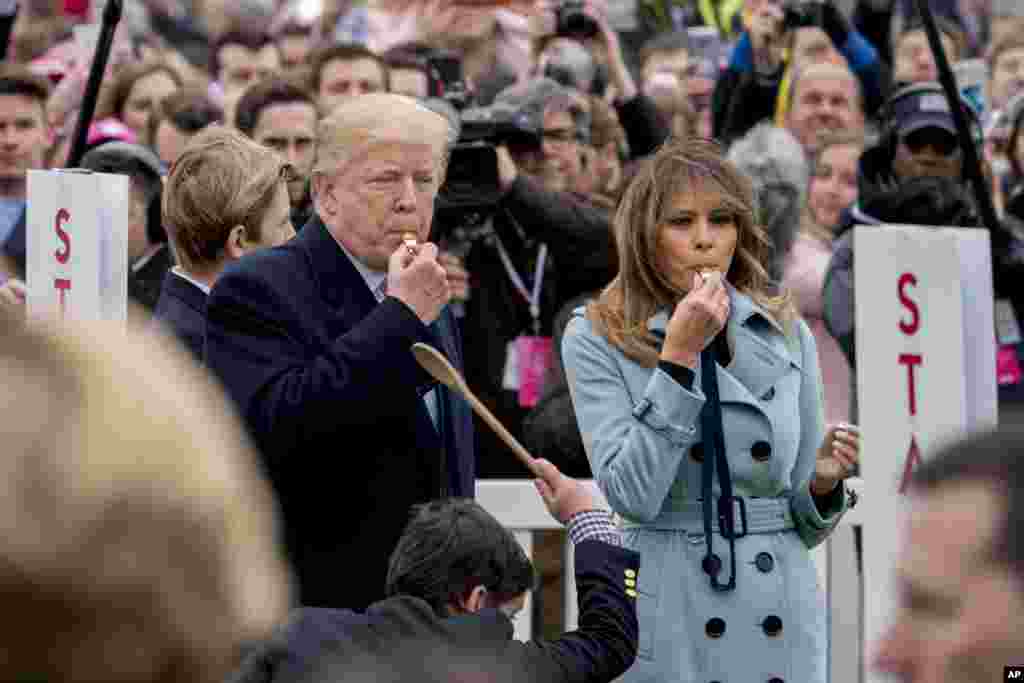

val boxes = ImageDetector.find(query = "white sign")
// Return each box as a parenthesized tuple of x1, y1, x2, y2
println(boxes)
(856, 224, 997, 682)
(26, 169, 129, 323)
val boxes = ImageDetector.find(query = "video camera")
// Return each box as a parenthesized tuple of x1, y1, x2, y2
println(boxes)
(437, 101, 543, 219)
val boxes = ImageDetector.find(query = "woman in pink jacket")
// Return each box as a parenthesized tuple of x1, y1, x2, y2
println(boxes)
(783, 132, 864, 425)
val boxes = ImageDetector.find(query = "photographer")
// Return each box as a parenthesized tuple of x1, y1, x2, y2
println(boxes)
(712, 0, 884, 147)
(444, 77, 616, 479)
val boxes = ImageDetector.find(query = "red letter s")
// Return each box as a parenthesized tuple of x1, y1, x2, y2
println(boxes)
(898, 272, 919, 335)
(55, 208, 70, 264)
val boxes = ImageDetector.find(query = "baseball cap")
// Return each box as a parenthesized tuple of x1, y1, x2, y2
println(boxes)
(891, 87, 958, 137)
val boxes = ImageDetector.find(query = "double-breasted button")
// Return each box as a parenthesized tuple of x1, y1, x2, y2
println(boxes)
(755, 552, 775, 573)
(762, 615, 783, 637)
(705, 617, 726, 638)
(751, 440, 772, 462)
(761, 386, 775, 401)
(702, 553, 722, 577)
(690, 443, 705, 463)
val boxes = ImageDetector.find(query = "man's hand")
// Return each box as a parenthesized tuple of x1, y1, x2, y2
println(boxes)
(497, 145, 519, 192)
(533, 458, 597, 525)
(749, 2, 786, 74)
(386, 242, 450, 324)
(438, 251, 470, 302)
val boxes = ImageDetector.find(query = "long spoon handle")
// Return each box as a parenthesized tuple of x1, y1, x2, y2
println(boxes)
(458, 385, 542, 477)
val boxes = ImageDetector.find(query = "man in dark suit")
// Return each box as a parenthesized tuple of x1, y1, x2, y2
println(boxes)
(154, 126, 296, 360)
(230, 458, 639, 683)
(205, 93, 475, 610)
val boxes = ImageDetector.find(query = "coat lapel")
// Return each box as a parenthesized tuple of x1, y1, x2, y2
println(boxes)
(646, 287, 800, 411)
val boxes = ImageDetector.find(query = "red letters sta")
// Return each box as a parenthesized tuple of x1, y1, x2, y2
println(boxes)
(54, 208, 71, 316)
(897, 272, 923, 493)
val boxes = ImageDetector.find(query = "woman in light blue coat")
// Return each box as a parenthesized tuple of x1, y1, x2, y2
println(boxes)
(563, 138, 861, 683)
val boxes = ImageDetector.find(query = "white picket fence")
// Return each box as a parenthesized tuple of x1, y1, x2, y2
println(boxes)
(477, 477, 866, 683)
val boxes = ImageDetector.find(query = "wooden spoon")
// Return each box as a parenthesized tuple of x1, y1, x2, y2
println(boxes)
(412, 342, 542, 476)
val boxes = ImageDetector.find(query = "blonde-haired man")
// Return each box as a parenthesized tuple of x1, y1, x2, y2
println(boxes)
(204, 93, 475, 610)
(154, 125, 296, 360)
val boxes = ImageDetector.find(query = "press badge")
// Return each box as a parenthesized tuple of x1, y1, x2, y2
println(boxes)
(517, 335, 553, 408)
(997, 346, 1022, 386)
(502, 339, 521, 391)
(995, 299, 1022, 346)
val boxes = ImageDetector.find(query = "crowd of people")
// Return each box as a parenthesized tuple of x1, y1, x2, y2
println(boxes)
(0, 0, 1023, 682)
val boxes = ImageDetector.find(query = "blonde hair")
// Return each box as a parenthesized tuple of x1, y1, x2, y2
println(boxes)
(162, 125, 293, 272)
(804, 130, 866, 243)
(0, 309, 292, 682)
(587, 138, 796, 368)
(313, 93, 451, 182)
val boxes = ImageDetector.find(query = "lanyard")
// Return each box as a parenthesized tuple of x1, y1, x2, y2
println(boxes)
(492, 231, 548, 335)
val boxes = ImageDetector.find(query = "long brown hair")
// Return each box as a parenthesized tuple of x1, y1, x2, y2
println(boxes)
(587, 138, 795, 368)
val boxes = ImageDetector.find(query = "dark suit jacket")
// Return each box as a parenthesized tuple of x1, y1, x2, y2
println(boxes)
(152, 270, 207, 361)
(204, 215, 474, 609)
(230, 539, 639, 683)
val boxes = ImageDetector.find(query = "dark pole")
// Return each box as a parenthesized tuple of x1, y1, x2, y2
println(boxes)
(912, 0, 1010, 261)
(65, 0, 124, 168)
(0, 2, 20, 62)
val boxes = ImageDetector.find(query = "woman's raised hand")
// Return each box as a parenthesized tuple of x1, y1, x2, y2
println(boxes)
(660, 271, 730, 369)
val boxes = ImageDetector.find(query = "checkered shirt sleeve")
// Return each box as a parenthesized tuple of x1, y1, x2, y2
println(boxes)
(566, 510, 621, 547)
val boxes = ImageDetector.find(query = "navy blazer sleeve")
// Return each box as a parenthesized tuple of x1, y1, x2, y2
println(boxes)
(204, 262, 437, 468)
(504, 540, 640, 683)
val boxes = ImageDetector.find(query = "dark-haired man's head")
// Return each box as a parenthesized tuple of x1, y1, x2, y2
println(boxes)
(235, 79, 317, 205)
(151, 91, 224, 168)
(385, 499, 535, 619)
(213, 32, 281, 99)
(0, 66, 51, 196)
(312, 44, 388, 116)
(873, 423, 1024, 683)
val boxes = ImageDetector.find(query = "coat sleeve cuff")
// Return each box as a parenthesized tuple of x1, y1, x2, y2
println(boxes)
(631, 366, 705, 449)
(790, 481, 850, 548)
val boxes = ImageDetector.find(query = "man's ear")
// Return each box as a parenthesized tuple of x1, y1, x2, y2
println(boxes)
(225, 225, 248, 261)
(312, 173, 336, 216)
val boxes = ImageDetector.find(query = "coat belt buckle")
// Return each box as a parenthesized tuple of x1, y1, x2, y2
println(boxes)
(718, 496, 748, 539)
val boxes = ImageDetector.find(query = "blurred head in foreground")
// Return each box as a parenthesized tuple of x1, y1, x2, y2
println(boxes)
(873, 423, 1024, 683)
(0, 308, 292, 682)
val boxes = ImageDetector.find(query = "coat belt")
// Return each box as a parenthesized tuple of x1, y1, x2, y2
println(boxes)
(619, 496, 795, 534)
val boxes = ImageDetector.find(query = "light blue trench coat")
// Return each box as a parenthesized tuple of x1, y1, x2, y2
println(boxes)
(562, 288, 851, 683)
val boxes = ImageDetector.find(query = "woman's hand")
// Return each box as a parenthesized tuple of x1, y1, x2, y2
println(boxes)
(660, 271, 730, 369)
(0, 278, 26, 318)
(811, 423, 861, 495)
